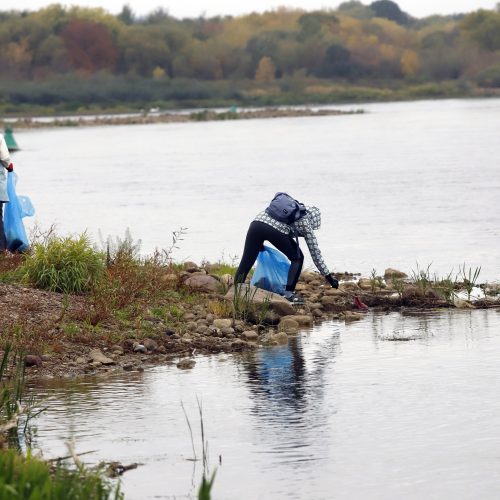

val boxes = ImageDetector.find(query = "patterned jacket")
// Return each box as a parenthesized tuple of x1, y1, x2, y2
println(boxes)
(254, 206, 330, 275)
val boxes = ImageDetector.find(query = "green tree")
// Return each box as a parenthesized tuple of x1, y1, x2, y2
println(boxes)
(370, 1, 411, 25)
(461, 10, 500, 50)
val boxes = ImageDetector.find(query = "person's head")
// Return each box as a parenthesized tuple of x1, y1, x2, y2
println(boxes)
(307, 206, 321, 229)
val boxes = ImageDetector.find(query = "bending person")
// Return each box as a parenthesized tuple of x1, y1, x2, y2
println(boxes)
(234, 198, 338, 303)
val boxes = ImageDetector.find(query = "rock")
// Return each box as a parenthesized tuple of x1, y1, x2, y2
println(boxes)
(205, 313, 215, 323)
(143, 339, 158, 351)
(110, 344, 124, 354)
(183, 261, 200, 272)
(177, 358, 196, 369)
(324, 288, 344, 296)
(278, 318, 300, 334)
(425, 288, 441, 300)
(196, 325, 209, 334)
(76, 357, 87, 364)
(40, 354, 52, 362)
(242, 331, 259, 341)
(220, 274, 234, 287)
(309, 303, 323, 310)
(300, 272, 318, 283)
(274, 332, 289, 345)
(165, 328, 176, 336)
(402, 285, 424, 299)
(294, 283, 306, 291)
(184, 313, 196, 321)
(357, 278, 373, 291)
(312, 309, 323, 318)
(221, 327, 235, 336)
(213, 318, 233, 329)
(231, 339, 249, 350)
(454, 298, 475, 309)
(262, 310, 281, 325)
(340, 282, 359, 292)
(320, 296, 337, 307)
(186, 321, 197, 331)
(184, 274, 221, 293)
(132, 343, 147, 354)
(281, 314, 312, 326)
(224, 285, 295, 317)
(384, 268, 408, 280)
(25, 355, 42, 367)
(122, 364, 134, 371)
(158, 345, 167, 353)
(342, 311, 364, 322)
(89, 349, 115, 365)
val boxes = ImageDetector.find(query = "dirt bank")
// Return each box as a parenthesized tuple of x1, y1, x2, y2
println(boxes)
(1, 265, 498, 381)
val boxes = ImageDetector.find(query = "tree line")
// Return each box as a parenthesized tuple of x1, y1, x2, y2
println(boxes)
(0, 1, 499, 110)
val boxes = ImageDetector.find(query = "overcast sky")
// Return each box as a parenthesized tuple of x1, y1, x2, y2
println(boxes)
(1, 0, 497, 19)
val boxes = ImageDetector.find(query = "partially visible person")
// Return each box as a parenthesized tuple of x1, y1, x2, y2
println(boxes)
(234, 193, 338, 303)
(0, 133, 14, 251)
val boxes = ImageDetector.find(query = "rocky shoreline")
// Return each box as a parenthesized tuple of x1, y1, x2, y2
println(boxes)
(4, 107, 362, 129)
(2, 264, 499, 382)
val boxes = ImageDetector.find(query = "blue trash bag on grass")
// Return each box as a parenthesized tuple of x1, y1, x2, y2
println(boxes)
(4, 172, 35, 252)
(250, 245, 290, 295)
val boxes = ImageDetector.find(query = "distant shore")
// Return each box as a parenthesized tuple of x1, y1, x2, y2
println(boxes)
(3, 107, 363, 129)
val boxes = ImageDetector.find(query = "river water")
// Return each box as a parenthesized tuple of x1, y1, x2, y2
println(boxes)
(30, 309, 500, 499)
(12, 98, 500, 280)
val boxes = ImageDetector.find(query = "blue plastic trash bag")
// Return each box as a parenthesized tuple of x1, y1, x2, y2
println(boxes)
(4, 172, 35, 252)
(250, 245, 290, 295)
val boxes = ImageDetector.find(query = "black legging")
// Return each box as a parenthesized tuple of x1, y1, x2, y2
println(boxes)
(235, 221, 304, 292)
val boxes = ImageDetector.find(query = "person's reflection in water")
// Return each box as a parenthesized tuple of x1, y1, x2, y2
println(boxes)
(246, 337, 307, 413)
(241, 331, 341, 469)
(243, 331, 340, 425)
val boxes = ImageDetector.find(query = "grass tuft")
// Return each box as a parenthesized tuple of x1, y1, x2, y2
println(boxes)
(21, 234, 105, 294)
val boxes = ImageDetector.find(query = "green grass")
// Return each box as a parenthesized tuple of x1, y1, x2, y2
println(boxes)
(21, 234, 106, 294)
(0, 449, 123, 500)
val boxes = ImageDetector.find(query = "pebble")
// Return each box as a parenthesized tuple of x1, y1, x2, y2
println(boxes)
(133, 343, 147, 353)
(242, 331, 258, 341)
(25, 355, 42, 367)
(177, 358, 196, 370)
(213, 318, 232, 329)
(89, 349, 115, 365)
(143, 339, 158, 351)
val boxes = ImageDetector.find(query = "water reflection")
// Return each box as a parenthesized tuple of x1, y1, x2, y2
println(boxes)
(28, 310, 500, 500)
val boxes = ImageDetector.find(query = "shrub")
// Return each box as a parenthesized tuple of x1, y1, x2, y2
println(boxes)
(477, 64, 500, 87)
(0, 449, 123, 500)
(21, 234, 105, 293)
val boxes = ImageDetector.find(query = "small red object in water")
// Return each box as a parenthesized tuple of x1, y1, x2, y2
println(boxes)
(354, 295, 369, 310)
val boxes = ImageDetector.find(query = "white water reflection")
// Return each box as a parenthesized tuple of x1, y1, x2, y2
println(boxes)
(30, 309, 500, 499)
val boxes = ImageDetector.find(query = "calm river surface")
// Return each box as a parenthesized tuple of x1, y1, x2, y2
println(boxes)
(31, 310, 500, 500)
(13, 98, 500, 280)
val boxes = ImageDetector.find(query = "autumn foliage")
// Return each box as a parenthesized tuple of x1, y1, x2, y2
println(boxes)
(0, 1, 499, 109)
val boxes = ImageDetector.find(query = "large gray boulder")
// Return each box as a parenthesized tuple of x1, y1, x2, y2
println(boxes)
(224, 284, 295, 317)
(184, 274, 221, 293)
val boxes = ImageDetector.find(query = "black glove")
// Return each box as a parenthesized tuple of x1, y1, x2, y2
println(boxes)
(325, 273, 339, 289)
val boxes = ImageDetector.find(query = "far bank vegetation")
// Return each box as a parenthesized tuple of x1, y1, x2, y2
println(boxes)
(0, 1, 500, 113)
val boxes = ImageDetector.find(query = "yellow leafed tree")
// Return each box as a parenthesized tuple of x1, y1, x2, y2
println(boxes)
(255, 56, 276, 82)
(400, 49, 421, 76)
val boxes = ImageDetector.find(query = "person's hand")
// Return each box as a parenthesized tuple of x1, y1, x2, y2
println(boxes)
(6, 163, 13, 172)
(325, 273, 339, 289)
